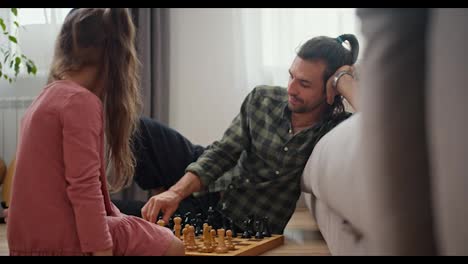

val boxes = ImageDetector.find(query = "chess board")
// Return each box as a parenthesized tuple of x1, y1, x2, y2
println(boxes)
(184, 234, 284, 256)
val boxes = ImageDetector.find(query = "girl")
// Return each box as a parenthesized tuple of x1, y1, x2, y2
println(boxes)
(7, 8, 184, 256)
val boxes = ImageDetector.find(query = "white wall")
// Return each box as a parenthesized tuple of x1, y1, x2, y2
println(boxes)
(169, 8, 249, 146)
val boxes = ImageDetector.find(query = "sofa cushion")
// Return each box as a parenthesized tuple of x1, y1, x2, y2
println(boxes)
(301, 114, 366, 234)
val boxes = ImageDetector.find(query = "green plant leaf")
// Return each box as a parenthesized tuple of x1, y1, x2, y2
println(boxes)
(0, 9, 38, 83)
(4, 53, 10, 64)
(25, 59, 37, 75)
(8, 36, 17, 44)
(0, 18, 6, 32)
(14, 56, 21, 76)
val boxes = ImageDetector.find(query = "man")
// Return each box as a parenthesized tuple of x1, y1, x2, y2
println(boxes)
(129, 34, 360, 234)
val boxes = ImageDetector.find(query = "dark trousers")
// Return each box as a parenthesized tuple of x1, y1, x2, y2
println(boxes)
(112, 117, 220, 218)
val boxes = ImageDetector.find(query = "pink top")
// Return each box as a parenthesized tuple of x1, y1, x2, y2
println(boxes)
(7, 80, 175, 255)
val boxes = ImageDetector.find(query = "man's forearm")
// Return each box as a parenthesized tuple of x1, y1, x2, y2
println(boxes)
(338, 74, 358, 111)
(168, 172, 202, 199)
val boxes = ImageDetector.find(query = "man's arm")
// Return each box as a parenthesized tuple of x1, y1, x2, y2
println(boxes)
(141, 172, 202, 224)
(142, 88, 259, 224)
(326, 65, 359, 111)
(336, 73, 358, 110)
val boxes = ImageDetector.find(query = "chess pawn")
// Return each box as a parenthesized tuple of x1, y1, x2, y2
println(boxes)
(186, 226, 198, 251)
(254, 220, 264, 239)
(199, 224, 213, 253)
(173, 216, 182, 240)
(226, 230, 236, 250)
(241, 219, 251, 238)
(200, 223, 208, 242)
(262, 217, 272, 237)
(157, 219, 165, 227)
(215, 229, 228, 253)
(182, 227, 189, 246)
(210, 228, 217, 250)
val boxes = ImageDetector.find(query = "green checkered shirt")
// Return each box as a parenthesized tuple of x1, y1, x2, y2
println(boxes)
(186, 85, 351, 234)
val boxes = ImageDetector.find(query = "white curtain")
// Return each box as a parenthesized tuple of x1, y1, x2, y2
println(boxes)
(232, 8, 363, 93)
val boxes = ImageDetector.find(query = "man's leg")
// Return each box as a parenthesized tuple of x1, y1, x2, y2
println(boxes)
(132, 116, 205, 191)
(113, 116, 215, 217)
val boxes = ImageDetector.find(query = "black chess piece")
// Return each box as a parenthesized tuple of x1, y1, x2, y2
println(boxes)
(262, 216, 272, 237)
(195, 213, 204, 236)
(168, 217, 174, 230)
(206, 206, 215, 227)
(183, 212, 192, 227)
(247, 214, 255, 236)
(220, 204, 229, 230)
(241, 219, 252, 238)
(254, 220, 264, 239)
(190, 217, 197, 227)
(228, 218, 238, 238)
(221, 215, 229, 230)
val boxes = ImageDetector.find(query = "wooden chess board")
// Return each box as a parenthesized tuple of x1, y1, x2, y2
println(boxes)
(184, 234, 284, 256)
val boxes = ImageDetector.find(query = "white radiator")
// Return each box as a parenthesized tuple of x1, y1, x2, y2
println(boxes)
(0, 97, 35, 165)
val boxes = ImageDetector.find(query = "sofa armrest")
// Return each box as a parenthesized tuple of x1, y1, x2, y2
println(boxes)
(301, 114, 365, 231)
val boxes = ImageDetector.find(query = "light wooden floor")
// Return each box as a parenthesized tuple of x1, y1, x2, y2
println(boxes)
(261, 208, 330, 256)
(0, 208, 329, 256)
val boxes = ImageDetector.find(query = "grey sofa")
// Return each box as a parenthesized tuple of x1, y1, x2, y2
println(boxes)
(301, 8, 468, 255)
(301, 114, 366, 255)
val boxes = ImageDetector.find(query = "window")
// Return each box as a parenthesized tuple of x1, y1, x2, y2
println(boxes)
(18, 8, 72, 25)
(235, 8, 363, 91)
(6, 8, 72, 78)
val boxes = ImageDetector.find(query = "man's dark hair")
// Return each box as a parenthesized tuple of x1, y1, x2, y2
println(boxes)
(297, 34, 359, 120)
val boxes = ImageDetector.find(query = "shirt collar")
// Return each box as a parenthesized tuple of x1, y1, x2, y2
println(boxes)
(281, 100, 328, 131)
(281, 101, 291, 120)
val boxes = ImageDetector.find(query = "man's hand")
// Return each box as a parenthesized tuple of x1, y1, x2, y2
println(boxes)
(325, 65, 355, 105)
(141, 190, 183, 224)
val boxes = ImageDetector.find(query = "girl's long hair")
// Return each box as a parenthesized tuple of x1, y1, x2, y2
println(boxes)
(48, 8, 142, 192)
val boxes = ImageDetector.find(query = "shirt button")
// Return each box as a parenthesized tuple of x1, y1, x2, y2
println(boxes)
(245, 179, 250, 183)
(229, 184, 234, 189)
(284, 147, 288, 152)
(288, 129, 292, 134)
(275, 171, 280, 175)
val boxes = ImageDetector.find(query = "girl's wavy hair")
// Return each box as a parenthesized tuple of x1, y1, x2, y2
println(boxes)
(296, 34, 359, 120)
(48, 8, 142, 192)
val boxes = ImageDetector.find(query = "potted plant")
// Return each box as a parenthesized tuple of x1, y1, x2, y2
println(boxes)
(0, 8, 37, 83)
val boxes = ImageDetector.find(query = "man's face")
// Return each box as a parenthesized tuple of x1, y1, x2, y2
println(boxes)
(287, 57, 327, 114)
